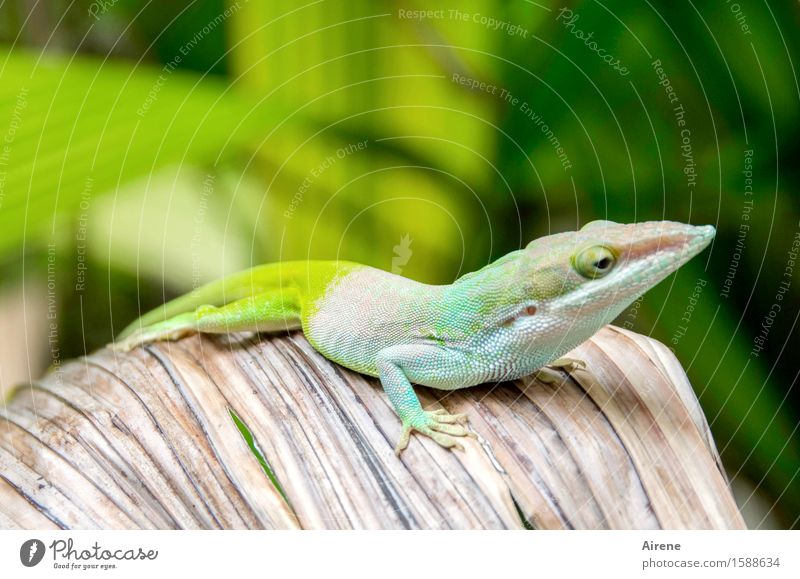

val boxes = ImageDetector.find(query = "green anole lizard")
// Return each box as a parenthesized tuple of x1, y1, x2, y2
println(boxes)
(112, 220, 715, 454)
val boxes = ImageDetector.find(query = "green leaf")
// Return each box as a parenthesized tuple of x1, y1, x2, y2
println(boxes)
(0, 49, 279, 259)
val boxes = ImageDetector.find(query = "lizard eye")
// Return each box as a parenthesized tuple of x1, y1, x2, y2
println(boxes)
(574, 246, 617, 279)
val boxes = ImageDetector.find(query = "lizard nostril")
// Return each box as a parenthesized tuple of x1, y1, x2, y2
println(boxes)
(525, 305, 537, 315)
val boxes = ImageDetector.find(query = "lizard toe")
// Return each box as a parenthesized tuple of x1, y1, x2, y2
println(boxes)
(394, 411, 473, 454)
(550, 357, 587, 372)
(394, 425, 413, 455)
(427, 409, 467, 424)
(428, 421, 471, 437)
(420, 428, 464, 451)
(535, 366, 566, 385)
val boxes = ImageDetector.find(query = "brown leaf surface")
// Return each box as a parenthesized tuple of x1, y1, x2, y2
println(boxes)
(0, 326, 745, 529)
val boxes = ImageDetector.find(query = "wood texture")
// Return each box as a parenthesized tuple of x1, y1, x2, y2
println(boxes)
(0, 326, 745, 529)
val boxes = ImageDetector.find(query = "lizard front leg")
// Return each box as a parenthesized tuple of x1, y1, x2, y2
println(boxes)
(375, 345, 473, 455)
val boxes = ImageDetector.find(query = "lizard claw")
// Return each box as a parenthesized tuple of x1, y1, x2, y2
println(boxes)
(394, 410, 473, 455)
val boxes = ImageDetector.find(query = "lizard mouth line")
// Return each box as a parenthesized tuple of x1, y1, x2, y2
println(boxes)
(621, 227, 714, 263)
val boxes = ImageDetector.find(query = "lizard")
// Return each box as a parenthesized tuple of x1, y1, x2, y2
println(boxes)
(112, 220, 715, 454)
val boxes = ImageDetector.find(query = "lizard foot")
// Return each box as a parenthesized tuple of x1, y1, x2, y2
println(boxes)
(549, 357, 586, 372)
(394, 409, 474, 455)
(535, 357, 588, 385)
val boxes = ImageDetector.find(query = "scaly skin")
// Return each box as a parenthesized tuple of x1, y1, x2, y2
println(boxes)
(113, 220, 715, 454)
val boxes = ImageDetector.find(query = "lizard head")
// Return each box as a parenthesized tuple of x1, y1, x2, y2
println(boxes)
(496, 220, 715, 356)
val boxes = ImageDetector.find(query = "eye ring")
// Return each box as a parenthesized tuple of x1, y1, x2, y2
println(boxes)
(574, 246, 617, 279)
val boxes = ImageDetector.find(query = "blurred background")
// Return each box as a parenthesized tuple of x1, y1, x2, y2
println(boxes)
(0, 0, 797, 528)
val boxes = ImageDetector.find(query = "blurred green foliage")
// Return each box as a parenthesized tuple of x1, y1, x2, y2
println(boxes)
(0, 0, 798, 527)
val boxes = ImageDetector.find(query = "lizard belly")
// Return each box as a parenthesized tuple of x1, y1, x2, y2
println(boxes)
(302, 267, 443, 377)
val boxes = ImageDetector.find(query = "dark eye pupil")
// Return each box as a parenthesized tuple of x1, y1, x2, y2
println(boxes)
(595, 257, 611, 270)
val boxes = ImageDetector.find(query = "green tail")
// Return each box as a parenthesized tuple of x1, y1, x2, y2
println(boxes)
(116, 260, 358, 340)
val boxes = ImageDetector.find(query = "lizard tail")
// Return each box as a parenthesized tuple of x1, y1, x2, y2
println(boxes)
(115, 260, 358, 340)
